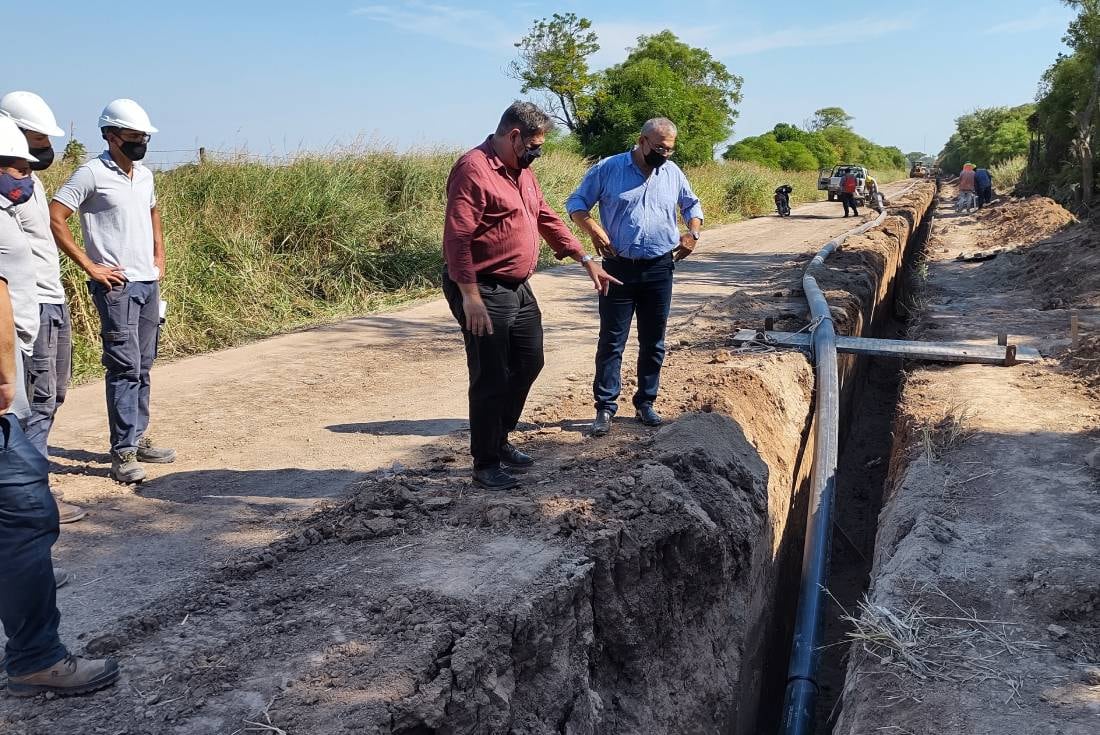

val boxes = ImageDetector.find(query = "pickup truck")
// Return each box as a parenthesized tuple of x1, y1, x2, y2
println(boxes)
(910, 162, 929, 178)
(817, 164, 868, 202)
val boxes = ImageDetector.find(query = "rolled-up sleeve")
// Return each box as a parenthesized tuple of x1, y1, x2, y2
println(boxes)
(678, 171, 704, 223)
(442, 161, 486, 284)
(566, 162, 604, 215)
(537, 184, 585, 261)
(52, 165, 95, 212)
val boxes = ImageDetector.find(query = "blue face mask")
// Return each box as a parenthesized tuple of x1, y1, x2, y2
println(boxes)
(0, 172, 33, 204)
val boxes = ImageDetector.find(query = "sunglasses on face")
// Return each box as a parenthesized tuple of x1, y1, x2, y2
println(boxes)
(646, 138, 674, 156)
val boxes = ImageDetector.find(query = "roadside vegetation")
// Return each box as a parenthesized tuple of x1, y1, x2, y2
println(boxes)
(937, 2, 1100, 210)
(46, 149, 885, 381)
(722, 109, 909, 173)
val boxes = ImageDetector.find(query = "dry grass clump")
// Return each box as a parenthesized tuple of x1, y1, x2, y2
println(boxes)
(842, 585, 1045, 705)
(920, 403, 974, 462)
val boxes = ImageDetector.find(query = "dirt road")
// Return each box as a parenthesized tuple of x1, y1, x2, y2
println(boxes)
(32, 192, 900, 646)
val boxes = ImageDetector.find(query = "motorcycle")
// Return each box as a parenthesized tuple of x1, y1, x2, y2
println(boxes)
(774, 184, 792, 217)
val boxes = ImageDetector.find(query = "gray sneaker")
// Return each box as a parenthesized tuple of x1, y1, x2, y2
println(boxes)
(111, 450, 146, 484)
(137, 436, 176, 464)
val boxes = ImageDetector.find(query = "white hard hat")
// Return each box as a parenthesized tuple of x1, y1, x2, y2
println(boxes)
(0, 117, 38, 162)
(0, 91, 65, 137)
(98, 98, 158, 134)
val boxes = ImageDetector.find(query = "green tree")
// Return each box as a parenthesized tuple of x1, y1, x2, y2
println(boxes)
(578, 31, 743, 165)
(510, 13, 599, 131)
(906, 151, 928, 164)
(938, 105, 1034, 172)
(62, 137, 86, 164)
(809, 106, 853, 131)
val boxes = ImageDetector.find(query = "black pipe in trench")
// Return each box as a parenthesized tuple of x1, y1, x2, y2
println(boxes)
(780, 184, 919, 735)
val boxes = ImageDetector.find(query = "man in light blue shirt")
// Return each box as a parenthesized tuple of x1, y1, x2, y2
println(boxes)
(566, 118, 703, 436)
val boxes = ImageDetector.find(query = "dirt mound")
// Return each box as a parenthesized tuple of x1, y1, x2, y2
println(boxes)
(973, 195, 1076, 247)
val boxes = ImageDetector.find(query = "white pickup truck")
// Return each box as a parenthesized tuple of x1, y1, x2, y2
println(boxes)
(817, 164, 868, 203)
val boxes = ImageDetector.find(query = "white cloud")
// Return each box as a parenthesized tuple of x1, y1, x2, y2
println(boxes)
(718, 16, 914, 56)
(984, 7, 1069, 35)
(351, 2, 516, 52)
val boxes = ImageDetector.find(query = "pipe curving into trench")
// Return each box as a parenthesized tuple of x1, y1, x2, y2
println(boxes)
(780, 183, 919, 735)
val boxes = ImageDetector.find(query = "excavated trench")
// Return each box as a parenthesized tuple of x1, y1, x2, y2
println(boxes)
(754, 189, 936, 734)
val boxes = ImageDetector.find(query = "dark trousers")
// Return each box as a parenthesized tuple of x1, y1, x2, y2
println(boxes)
(89, 281, 160, 454)
(24, 303, 72, 459)
(443, 273, 545, 470)
(978, 185, 993, 207)
(841, 192, 859, 216)
(594, 253, 674, 414)
(0, 414, 67, 677)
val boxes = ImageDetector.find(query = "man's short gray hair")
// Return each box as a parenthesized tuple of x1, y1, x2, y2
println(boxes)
(641, 118, 678, 137)
(496, 101, 556, 138)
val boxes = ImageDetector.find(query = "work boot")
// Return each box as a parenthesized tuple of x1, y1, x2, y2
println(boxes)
(472, 466, 520, 491)
(7, 654, 120, 697)
(54, 567, 70, 589)
(56, 499, 87, 524)
(635, 404, 663, 427)
(500, 442, 534, 470)
(591, 409, 613, 437)
(137, 436, 176, 464)
(110, 450, 146, 484)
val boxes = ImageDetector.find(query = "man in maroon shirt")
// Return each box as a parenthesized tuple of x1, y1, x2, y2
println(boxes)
(443, 102, 619, 490)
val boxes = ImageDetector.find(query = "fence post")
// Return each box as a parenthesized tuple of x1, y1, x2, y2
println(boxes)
(199, 147, 207, 165)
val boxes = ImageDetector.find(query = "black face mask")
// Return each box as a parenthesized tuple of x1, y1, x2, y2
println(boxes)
(29, 146, 54, 171)
(119, 141, 148, 161)
(644, 148, 668, 169)
(518, 145, 542, 169)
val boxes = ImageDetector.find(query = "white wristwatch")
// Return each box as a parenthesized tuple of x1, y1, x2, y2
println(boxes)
(580, 254, 594, 264)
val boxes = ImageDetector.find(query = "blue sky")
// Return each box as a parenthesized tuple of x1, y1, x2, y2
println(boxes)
(7, 1, 1076, 167)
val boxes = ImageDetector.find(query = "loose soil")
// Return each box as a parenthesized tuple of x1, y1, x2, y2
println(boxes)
(834, 188, 1100, 734)
(0, 185, 931, 734)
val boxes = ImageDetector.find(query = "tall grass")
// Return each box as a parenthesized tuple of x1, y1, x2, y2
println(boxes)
(989, 156, 1027, 194)
(41, 150, 905, 381)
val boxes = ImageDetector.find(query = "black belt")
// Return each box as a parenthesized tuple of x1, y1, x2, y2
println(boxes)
(607, 251, 673, 264)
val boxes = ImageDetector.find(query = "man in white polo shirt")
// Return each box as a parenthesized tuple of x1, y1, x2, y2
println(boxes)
(1, 91, 85, 523)
(50, 99, 174, 484)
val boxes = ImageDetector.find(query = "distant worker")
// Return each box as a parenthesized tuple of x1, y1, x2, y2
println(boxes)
(0, 119, 120, 698)
(50, 99, 175, 484)
(0, 91, 85, 523)
(974, 166, 993, 208)
(839, 169, 860, 217)
(567, 117, 704, 437)
(957, 163, 978, 212)
(442, 101, 619, 490)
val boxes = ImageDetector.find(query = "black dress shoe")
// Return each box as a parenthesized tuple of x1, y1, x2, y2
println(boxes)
(473, 466, 521, 490)
(635, 404, 663, 426)
(591, 409, 613, 437)
(500, 442, 534, 468)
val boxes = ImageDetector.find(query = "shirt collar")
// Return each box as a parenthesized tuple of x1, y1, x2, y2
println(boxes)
(627, 148, 662, 177)
(99, 150, 142, 176)
(478, 136, 508, 172)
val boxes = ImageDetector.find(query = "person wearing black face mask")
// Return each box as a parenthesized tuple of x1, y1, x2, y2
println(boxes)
(441, 101, 620, 490)
(0, 91, 87, 525)
(567, 118, 704, 437)
(50, 99, 175, 485)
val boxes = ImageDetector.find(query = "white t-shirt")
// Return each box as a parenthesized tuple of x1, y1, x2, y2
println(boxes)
(53, 151, 159, 282)
(15, 174, 66, 304)
(0, 199, 38, 356)
(0, 227, 32, 420)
